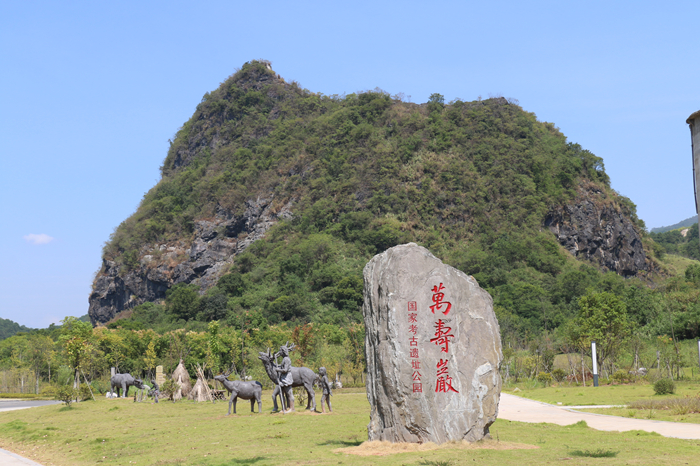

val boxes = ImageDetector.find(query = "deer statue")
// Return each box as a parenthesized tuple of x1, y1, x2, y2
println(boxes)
(213, 366, 262, 415)
(258, 345, 317, 412)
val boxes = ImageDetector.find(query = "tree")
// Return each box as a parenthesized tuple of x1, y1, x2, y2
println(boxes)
(26, 335, 54, 394)
(166, 283, 201, 321)
(206, 321, 222, 376)
(143, 339, 158, 380)
(95, 329, 127, 373)
(573, 292, 630, 376)
(59, 316, 94, 389)
(427, 93, 445, 113)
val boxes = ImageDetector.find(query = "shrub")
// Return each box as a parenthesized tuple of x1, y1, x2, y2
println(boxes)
(160, 379, 180, 401)
(536, 372, 553, 386)
(55, 385, 77, 407)
(552, 368, 566, 382)
(40, 385, 57, 397)
(79, 384, 94, 401)
(89, 380, 108, 395)
(612, 369, 631, 385)
(653, 378, 676, 395)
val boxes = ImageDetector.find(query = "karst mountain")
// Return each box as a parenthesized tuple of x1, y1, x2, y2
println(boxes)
(89, 60, 653, 334)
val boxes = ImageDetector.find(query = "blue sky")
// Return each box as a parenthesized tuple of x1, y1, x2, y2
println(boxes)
(1, 1, 699, 328)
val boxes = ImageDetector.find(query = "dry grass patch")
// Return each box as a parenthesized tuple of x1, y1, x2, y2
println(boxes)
(335, 439, 538, 456)
(629, 396, 700, 414)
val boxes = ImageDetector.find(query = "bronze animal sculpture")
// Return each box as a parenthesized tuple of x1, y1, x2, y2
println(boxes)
(258, 345, 317, 412)
(213, 367, 262, 415)
(110, 373, 145, 398)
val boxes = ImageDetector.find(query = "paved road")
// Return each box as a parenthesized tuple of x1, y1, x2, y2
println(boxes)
(0, 400, 60, 413)
(499, 392, 700, 440)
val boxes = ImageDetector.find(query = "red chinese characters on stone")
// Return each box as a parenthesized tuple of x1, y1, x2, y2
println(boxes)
(435, 359, 458, 393)
(429, 283, 452, 315)
(408, 300, 422, 393)
(429, 283, 458, 394)
(430, 319, 454, 353)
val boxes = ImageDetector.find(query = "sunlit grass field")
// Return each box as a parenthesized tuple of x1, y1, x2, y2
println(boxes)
(1, 387, 700, 465)
(578, 406, 700, 424)
(504, 380, 700, 406)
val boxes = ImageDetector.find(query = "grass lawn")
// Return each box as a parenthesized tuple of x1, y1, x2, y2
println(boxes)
(577, 407, 700, 424)
(1, 388, 700, 465)
(504, 380, 700, 406)
(659, 253, 698, 277)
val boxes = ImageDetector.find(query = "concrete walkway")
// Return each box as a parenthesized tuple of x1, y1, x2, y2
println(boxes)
(0, 448, 44, 466)
(499, 392, 700, 440)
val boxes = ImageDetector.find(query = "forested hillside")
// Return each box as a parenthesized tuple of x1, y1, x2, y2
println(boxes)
(0, 318, 31, 341)
(651, 215, 697, 233)
(650, 223, 700, 260)
(90, 60, 659, 341)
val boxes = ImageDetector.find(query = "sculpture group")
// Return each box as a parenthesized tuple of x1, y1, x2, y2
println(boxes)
(106, 342, 328, 416)
(100, 243, 501, 448)
(258, 343, 317, 413)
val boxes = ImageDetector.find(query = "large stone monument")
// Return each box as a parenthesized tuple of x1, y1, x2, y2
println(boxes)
(363, 243, 502, 444)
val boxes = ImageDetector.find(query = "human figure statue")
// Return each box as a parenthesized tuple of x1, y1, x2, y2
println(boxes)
(275, 343, 295, 413)
(258, 347, 317, 412)
(149, 379, 160, 403)
(318, 367, 332, 413)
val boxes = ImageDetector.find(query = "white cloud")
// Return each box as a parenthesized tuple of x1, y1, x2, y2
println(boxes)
(23, 233, 54, 245)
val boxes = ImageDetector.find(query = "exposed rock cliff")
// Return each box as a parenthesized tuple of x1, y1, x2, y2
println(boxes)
(545, 188, 648, 277)
(89, 197, 292, 325)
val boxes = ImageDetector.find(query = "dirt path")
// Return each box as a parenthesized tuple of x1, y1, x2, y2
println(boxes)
(499, 392, 700, 440)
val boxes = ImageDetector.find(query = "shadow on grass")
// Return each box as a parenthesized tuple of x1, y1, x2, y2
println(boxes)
(207, 457, 268, 465)
(418, 461, 453, 466)
(318, 438, 363, 447)
(569, 449, 619, 458)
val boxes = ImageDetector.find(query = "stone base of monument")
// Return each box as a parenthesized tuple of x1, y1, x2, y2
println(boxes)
(333, 439, 537, 456)
(363, 243, 502, 444)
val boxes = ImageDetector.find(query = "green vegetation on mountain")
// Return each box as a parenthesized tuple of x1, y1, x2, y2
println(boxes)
(650, 223, 700, 260)
(96, 60, 685, 344)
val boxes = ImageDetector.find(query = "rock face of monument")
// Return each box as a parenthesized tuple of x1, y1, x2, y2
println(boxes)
(363, 243, 502, 444)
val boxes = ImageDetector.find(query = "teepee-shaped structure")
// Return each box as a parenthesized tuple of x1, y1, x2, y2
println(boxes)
(187, 364, 214, 402)
(171, 359, 192, 401)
